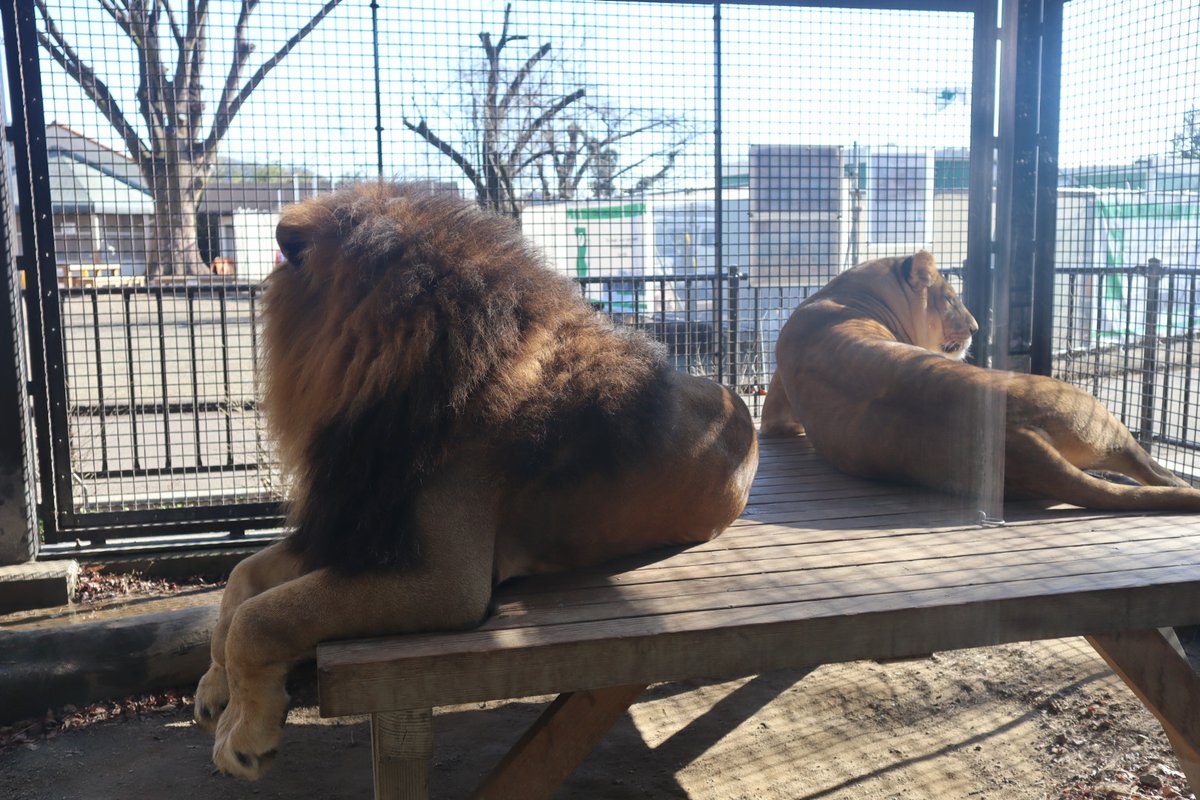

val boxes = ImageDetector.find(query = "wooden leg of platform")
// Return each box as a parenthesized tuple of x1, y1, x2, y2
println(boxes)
(473, 683, 648, 800)
(1088, 630, 1200, 793)
(371, 708, 433, 800)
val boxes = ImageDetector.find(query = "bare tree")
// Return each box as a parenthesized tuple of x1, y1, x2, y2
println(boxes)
(35, 0, 344, 276)
(1173, 108, 1200, 160)
(405, 3, 693, 215)
(535, 105, 696, 200)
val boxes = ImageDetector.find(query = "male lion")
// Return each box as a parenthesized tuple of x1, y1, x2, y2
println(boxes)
(193, 182, 759, 779)
(760, 250, 1200, 510)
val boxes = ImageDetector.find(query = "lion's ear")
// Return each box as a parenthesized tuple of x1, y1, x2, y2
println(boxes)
(901, 251, 939, 289)
(276, 209, 314, 268)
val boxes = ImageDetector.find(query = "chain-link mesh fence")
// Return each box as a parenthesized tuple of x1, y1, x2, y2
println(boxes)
(6, 0, 1198, 543)
(1055, 0, 1200, 483)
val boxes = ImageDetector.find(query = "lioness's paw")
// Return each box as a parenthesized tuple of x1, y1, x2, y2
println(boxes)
(212, 684, 289, 780)
(193, 664, 230, 733)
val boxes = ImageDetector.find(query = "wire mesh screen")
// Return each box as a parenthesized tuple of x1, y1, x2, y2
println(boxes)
(1056, 0, 1200, 483)
(17, 0, 976, 540)
(720, 6, 974, 385)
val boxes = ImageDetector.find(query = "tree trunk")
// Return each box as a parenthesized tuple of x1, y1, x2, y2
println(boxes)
(144, 156, 213, 279)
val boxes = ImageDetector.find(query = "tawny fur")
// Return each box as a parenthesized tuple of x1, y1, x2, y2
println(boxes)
(264, 183, 715, 571)
(761, 251, 1200, 511)
(195, 182, 759, 780)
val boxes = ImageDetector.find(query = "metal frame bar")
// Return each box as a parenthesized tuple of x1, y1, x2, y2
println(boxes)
(965, 0, 998, 367)
(7, 0, 1074, 550)
(1, 0, 75, 538)
(713, 0, 725, 385)
(1030, 0, 1064, 376)
(0, 36, 36, 562)
(626, 0, 977, 10)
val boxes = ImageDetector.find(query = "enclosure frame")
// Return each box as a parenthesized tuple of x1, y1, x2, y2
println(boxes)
(0, 0, 1064, 556)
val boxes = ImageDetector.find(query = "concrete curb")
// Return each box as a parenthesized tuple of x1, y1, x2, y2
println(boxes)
(0, 561, 80, 613)
(0, 604, 218, 723)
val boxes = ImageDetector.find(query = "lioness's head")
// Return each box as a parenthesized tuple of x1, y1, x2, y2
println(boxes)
(833, 251, 978, 359)
(895, 251, 977, 359)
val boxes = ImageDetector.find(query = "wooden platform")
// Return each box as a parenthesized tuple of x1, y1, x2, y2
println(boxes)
(316, 436, 1200, 799)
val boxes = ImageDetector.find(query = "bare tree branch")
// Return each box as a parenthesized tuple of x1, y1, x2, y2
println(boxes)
(205, 0, 343, 155)
(403, 119, 487, 199)
(34, 1, 148, 161)
(498, 42, 550, 118)
(132, 3, 172, 148)
(516, 146, 557, 172)
(629, 151, 680, 194)
(412, 5, 690, 210)
(157, 0, 186, 49)
(612, 148, 681, 186)
(175, 0, 212, 141)
(505, 88, 586, 172)
(97, 0, 134, 39)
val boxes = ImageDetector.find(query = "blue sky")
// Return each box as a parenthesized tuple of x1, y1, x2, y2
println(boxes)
(24, 0, 1200, 185)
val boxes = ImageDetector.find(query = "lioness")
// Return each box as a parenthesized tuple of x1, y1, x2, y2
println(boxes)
(194, 182, 759, 779)
(760, 250, 1200, 510)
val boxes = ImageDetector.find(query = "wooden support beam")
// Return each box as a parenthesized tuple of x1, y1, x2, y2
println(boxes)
(1175, 625, 1200, 672)
(473, 683, 647, 800)
(371, 708, 432, 800)
(1088, 629, 1200, 793)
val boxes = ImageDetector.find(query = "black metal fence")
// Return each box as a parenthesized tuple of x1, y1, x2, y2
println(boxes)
(2, 0, 1198, 552)
(1052, 263, 1200, 461)
(59, 284, 269, 511)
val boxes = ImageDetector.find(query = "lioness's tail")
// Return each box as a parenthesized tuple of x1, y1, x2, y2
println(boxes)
(1006, 428, 1200, 511)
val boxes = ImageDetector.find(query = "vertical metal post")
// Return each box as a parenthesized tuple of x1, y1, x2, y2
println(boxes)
(2, 0, 74, 540)
(965, 0, 998, 369)
(1138, 258, 1162, 451)
(89, 291, 109, 474)
(156, 289, 172, 468)
(371, 0, 385, 178)
(995, 0, 1047, 374)
(187, 291, 202, 466)
(0, 59, 36, 562)
(1030, 0, 1064, 376)
(728, 269, 741, 387)
(713, 0, 725, 386)
(964, 0, 1007, 525)
(219, 289, 234, 466)
(990, 0, 1021, 372)
(123, 293, 141, 472)
(1183, 273, 1197, 445)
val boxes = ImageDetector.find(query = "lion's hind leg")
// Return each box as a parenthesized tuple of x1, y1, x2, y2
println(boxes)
(195, 541, 306, 733)
(759, 372, 806, 437)
(1046, 404, 1193, 490)
(1006, 427, 1200, 511)
(1091, 442, 1194, 489)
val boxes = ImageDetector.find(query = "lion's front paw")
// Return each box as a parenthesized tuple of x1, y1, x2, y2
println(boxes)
(194, 664, 230, 733)
(212, 682, 289, 780)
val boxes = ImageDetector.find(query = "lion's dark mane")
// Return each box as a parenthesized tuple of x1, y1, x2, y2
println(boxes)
(263, 182, 671, 573)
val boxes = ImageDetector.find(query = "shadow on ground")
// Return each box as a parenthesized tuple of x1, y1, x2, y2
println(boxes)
(1, 639, 1193, 800)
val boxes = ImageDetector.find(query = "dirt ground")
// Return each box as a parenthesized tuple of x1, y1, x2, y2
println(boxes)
(1, 637, 1195, 800)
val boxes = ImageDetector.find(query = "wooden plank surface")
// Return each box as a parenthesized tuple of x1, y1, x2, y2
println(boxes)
(318, 437, 1200, 717)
